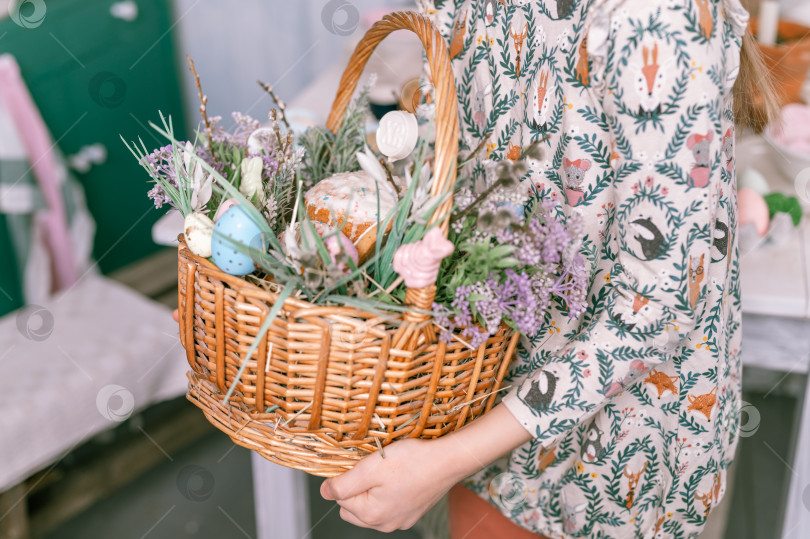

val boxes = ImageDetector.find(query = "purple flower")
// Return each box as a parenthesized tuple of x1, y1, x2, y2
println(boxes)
(437, 199, 589, 343)
(142, 144, 180, 208)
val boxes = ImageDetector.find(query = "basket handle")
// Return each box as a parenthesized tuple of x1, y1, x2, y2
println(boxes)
(326, 10, 459, 313)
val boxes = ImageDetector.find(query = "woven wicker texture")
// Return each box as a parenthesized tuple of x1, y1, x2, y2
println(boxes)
(178, 11, 519, 477)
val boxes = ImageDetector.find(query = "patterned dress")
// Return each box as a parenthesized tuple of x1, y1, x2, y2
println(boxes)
(424, 0, 747, 537)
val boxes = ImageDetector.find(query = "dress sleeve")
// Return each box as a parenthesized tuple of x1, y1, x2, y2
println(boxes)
(501, 0, 741, 445)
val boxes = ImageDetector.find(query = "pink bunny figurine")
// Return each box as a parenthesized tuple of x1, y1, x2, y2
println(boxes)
(392, 227, 454, 289)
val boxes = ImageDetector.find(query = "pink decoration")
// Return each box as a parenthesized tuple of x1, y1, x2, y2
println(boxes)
(0, 55, 77, 290)
(605, 382, 623, 397)
(772, 104, 810, 154)
(278, 221, 359, 267)
(392, 227, 454, 289)
(322, 229, 359, 267)
(214, 198, 238, 222)
(565, 188, 584, 207)
(738, 187, 770, 236)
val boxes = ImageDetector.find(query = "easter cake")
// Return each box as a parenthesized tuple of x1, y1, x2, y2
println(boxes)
(305, 171, 397, 262)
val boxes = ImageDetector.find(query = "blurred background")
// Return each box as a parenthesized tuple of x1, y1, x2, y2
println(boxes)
(1, 0, 810, 538)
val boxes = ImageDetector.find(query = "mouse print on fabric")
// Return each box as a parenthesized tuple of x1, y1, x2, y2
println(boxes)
(564, 158, 590, 206)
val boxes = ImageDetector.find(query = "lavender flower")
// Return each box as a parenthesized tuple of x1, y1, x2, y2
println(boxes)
(432, 302, 454, 343)
(437, 196, 588, 347)
(143, 144, 180, 209)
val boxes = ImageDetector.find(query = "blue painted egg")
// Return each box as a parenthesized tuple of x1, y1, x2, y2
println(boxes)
(496, 200, 525, 219)
(211, 205, 268, 275)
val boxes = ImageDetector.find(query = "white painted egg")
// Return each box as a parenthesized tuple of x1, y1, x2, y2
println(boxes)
(183, 212, 214, 258)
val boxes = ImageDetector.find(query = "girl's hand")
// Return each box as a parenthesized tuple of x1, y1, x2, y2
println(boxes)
(172, 309, 179, 322)
(321, 438, 459, 532)
(321, 404, 533, 532)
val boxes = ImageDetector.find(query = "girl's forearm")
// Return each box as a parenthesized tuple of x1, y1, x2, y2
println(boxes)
(430, 404, 533, 484)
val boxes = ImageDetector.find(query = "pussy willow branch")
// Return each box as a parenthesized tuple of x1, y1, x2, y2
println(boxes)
(459, 133, 491, 167)
(450, 176, 507, 223)
(258, 80, 291, 130)
(187, 55, 213, 154)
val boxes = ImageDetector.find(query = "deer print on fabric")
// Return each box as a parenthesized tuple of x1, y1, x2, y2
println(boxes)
(537, 445, 557, 473)
(575, 33, 590, 86)
(564, 158, 590, 206)
(634, 42, 666, 116)
(522, 369, 558, 412)
(624, 462, 648, 509)
(511, 23, 528, 78)
(687, 132, 713, 188)
(450, 10, 467, 59)
(694, 470, 723, 518)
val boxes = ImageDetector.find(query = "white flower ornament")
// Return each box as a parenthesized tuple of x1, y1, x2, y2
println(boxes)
(183, 142, 212, 212)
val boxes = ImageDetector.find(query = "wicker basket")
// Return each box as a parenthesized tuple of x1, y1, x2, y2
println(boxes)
(749, 17, 810, 106)
(177, 11, 519, 477)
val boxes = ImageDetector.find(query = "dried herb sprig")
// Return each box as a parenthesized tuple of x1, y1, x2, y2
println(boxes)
(187, 55, 213, 154)
(258, 80, 290, 130)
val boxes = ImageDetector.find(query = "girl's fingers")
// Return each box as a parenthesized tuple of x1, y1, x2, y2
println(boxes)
(323, 460, 379, 501)
(319, 479, 335, 500)
(172, 309, 179, 322)
(339, 505, 372, 529)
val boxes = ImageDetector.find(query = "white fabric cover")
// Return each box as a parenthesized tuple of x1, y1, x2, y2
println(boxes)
(0, 275, 189, 490)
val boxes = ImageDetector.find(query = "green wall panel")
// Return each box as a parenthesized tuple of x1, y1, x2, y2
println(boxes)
(0, 0, 187, 286)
